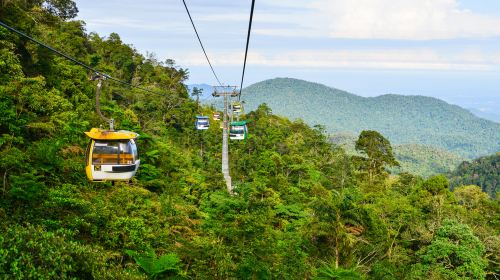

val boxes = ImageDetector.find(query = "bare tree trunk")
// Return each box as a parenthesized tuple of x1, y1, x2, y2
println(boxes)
(200, 140, 204, 158)
(335, 211, 341, 269)
(387, 224, 403, 259)
(3, 169, 11, 196)
(335, 235, 339, 269)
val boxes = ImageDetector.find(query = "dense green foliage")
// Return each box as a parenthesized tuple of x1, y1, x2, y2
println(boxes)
(1, 2, 499, 279)
(449, 153, 499, 198)
(411, 219, 487, 279)
(330, 132, 465, 178)
(224, 78, 500, 159)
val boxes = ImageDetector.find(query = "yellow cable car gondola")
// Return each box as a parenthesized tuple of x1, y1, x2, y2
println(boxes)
(85, 128, 140, 182)
(231, 101, 243, 114)
(84, 74, 140, 182)
(213, 112, 221, 121)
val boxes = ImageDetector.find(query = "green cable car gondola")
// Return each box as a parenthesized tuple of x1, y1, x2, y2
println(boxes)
(229, 121, 248, 140)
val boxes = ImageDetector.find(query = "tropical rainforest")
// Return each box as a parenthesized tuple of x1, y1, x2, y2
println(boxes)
(0, 1, 499, 279)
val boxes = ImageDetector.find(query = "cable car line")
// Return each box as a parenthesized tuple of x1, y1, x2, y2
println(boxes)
(3, 0, 258, 187)
(181, 0, 223, 87)
(183, 0, 256, 192)
(238, 0, 256, 100)
(0, 20, 162, 96)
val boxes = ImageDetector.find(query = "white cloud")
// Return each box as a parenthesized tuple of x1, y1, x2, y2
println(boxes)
(177, 48, 500, 71)
(85, 17, 188, 32)
(177, 51, 267, 67)
(259, 0, 500, 40)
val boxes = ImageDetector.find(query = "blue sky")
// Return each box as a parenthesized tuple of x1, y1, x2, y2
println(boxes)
(75, 0, 500, 114)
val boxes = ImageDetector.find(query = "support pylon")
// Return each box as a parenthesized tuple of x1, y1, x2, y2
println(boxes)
(212, 86, 239, 193)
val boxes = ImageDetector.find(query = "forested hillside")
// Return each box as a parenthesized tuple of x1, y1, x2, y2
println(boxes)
(1, 2, 499, 279)
(330, 133, 465, 178)
(223, 78, 500, 159)
(449, 153, 499, 198)
(391, 144, 466, 178)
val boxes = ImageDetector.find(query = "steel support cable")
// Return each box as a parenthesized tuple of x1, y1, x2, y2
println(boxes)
(181, 0, 223, 87)
(0, 20, 162, 95)
(238, 0, 256, 100)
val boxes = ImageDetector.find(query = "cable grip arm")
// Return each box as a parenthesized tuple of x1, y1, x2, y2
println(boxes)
(92, 74, 114, 131)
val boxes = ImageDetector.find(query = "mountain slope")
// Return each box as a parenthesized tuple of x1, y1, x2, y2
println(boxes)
(449, 153, 499, 198)
(392, 144, 466, 177)
(187, 84, 214, 100)
(467, 108, 500, 123)
(232, 78, 500, 158)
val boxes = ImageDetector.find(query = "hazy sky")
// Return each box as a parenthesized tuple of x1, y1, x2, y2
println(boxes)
(74, 0, 500, 113)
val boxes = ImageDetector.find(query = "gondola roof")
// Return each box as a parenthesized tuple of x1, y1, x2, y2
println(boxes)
(231, 120, 249, 126)
(85, 128, 138, 140)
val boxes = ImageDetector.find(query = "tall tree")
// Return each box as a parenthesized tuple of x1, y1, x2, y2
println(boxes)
(354, 130, 399, 186)
(191, 86, 203, 112)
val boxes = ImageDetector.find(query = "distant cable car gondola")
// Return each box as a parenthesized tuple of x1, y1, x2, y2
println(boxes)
(231, 101, 243, 114)
(229, 121, 248, 140)
(213, 112, 221, 121)
(85, 128, 140, 182)
(195, 116, 210, 130)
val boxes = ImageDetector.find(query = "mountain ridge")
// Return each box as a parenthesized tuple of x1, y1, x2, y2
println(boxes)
(467, 107, 500, 123)
(208, 77, 499, 158)
(195, 80, 499, 123)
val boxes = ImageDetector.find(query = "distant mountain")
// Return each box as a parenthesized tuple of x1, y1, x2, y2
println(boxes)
(227, 78, 499, 159)
(449, 153, 499, 198)
(187, 84, 214, 100)
(467, 108, 500, 123)
(392, 144, 466, 178)
(329, 132, 465, 178)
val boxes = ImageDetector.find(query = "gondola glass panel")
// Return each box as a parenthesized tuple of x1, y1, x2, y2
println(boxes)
(92, 141, 119, 164)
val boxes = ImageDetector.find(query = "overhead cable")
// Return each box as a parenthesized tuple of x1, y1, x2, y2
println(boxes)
(181, 0, 223, 87)
(238, 0, 256, 99)
(0, 20, 162, 95)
